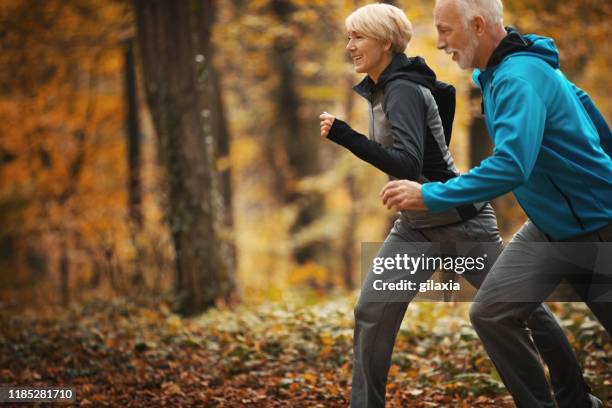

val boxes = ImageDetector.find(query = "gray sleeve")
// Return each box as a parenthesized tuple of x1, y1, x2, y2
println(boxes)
(326, 80, 426, 180)
(381, 80, 426, 179)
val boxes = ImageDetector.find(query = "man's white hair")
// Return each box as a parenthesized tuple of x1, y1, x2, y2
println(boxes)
(444, 0, 504, 27)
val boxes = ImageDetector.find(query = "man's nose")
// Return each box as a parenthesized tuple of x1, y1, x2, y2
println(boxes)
(436, 37, 446, 50)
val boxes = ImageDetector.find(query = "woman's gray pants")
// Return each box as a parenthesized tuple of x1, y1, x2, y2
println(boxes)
(351, 207, 592, 408)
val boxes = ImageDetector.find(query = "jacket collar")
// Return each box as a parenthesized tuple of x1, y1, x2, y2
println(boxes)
(485, 26, 532, 69)
(474, 27, 532, 88)
(353, 53, 437, 100)
(353, 53, 407, 100)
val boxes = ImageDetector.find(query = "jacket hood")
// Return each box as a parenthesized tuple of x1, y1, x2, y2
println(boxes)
(353, 53, 437, 100)
(474, 27, 561, 86)
(519, 33, 560, 69)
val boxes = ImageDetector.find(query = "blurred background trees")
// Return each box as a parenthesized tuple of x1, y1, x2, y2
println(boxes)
(0, 0, 609, 314)
(133, 0, 235, 315)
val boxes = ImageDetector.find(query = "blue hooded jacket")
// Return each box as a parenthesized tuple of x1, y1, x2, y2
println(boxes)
(422, 31, 612, 240)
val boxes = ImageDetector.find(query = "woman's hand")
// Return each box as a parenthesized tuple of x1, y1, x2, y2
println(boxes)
(319, 112, 336, 138)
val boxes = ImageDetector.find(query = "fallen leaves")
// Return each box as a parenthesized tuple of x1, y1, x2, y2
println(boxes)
(0, 299, 609, 407)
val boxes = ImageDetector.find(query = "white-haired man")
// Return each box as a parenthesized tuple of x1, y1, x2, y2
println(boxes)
(379, 0, 611, 407)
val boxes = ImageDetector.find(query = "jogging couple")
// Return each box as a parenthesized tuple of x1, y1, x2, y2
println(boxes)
(319, 1, 611, 407)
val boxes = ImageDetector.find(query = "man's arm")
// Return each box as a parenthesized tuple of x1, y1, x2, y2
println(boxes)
(421, 77, 546, 212)
(326, 81, 426, 180)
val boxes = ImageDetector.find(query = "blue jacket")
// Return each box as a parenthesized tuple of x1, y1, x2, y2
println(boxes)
(422, 30, 612, 240)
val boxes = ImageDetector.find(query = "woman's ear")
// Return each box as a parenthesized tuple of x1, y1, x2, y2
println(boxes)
(384, 39, 393, 52)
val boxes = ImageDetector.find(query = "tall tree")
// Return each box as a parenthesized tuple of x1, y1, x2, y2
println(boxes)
(123, 40, 143, 231)
(134, 0, 234, 314)
(340, 70, 358, 290)
(268, 0, 326, 266)
(197, 4, 237, 290)
(123, 39, 145, 286)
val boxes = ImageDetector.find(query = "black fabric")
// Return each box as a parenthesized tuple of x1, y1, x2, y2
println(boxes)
(327, 117, 423, 181)
(328, 53, 484, 222)
(328, 117, 481, 222)
(421, 126, 456, 183)
(486, 27, 532, 69)
(352, 54, 436, 100)
(353, 54, 456, 146)
(456, 202, 481, 221)
(432, 81, 456, 145)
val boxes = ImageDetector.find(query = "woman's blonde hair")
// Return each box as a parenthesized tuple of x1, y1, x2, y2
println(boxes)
(345, 3, 413, 54)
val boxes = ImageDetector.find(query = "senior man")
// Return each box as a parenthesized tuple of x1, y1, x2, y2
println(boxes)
(380, 0, 612, 407)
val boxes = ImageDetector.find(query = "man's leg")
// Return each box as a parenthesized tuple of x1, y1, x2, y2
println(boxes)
(469, 221, 592, 408)
(455, 215, 592, 408)
(565, 226, 612, 334)
(564, 268, 612, 333)
(527, 304, 592, 408)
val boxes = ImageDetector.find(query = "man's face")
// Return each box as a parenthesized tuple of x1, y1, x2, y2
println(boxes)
(434, 0, 479, 69)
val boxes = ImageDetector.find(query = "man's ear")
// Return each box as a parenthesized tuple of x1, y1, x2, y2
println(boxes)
(473, 15, 486, 36)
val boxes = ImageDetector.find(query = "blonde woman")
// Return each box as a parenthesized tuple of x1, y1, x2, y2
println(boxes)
(320, 3, 594, 407)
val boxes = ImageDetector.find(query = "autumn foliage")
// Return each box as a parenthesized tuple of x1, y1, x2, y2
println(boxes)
(0, 0, 610, 406)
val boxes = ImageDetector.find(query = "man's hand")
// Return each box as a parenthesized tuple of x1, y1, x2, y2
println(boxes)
(320, 112, 336, 138)
(380, 180, 427, 211)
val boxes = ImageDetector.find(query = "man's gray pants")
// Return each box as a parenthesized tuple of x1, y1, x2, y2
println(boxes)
(351, 207, 592, 408)
(469, 220, 612, 408)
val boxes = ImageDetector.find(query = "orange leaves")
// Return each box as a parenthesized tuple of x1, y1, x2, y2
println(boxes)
(288, 262, 329, 287)
(161, 381, 185, 397)
(388, 363, 400, 377)
(302, 372, 318, 385)
(0, 0, 175, 306)
(1, 299, 610, 406)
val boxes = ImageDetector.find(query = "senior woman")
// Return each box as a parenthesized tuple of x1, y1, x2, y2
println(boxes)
(319, 3, 594, 407)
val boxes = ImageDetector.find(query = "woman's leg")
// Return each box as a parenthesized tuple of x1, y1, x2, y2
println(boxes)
(351, 219, 435, 408)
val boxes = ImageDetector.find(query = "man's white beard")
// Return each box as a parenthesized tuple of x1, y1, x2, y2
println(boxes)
(457, 36, 478, 69)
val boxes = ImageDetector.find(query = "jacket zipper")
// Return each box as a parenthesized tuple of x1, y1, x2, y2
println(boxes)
(547, 175, 585, 230)
(370, 103, 376, 140)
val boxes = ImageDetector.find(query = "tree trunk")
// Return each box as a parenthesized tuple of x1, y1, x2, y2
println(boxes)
(123, 39, 145, 288)
(341, 73, 358, 290)
(134, 0, 234, 315)
(269, 0, 326, 268)
(124, 39, 143, 230)
(60, 238, 69, 307)
(195, 1, 237, 298)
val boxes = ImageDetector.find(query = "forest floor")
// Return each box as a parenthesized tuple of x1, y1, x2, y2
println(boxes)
(1, 297, 610, 407)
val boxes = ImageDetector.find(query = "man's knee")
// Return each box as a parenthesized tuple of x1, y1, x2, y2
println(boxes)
(470, 301, 528, 331)
(469, 302, 490, 328)
(469, 301, 506, 330)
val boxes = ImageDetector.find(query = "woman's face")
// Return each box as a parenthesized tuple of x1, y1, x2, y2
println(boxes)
(346, 30, 391, 81)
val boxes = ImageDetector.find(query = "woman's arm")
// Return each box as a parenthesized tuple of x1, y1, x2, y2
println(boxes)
(324, 81, 426, 180)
